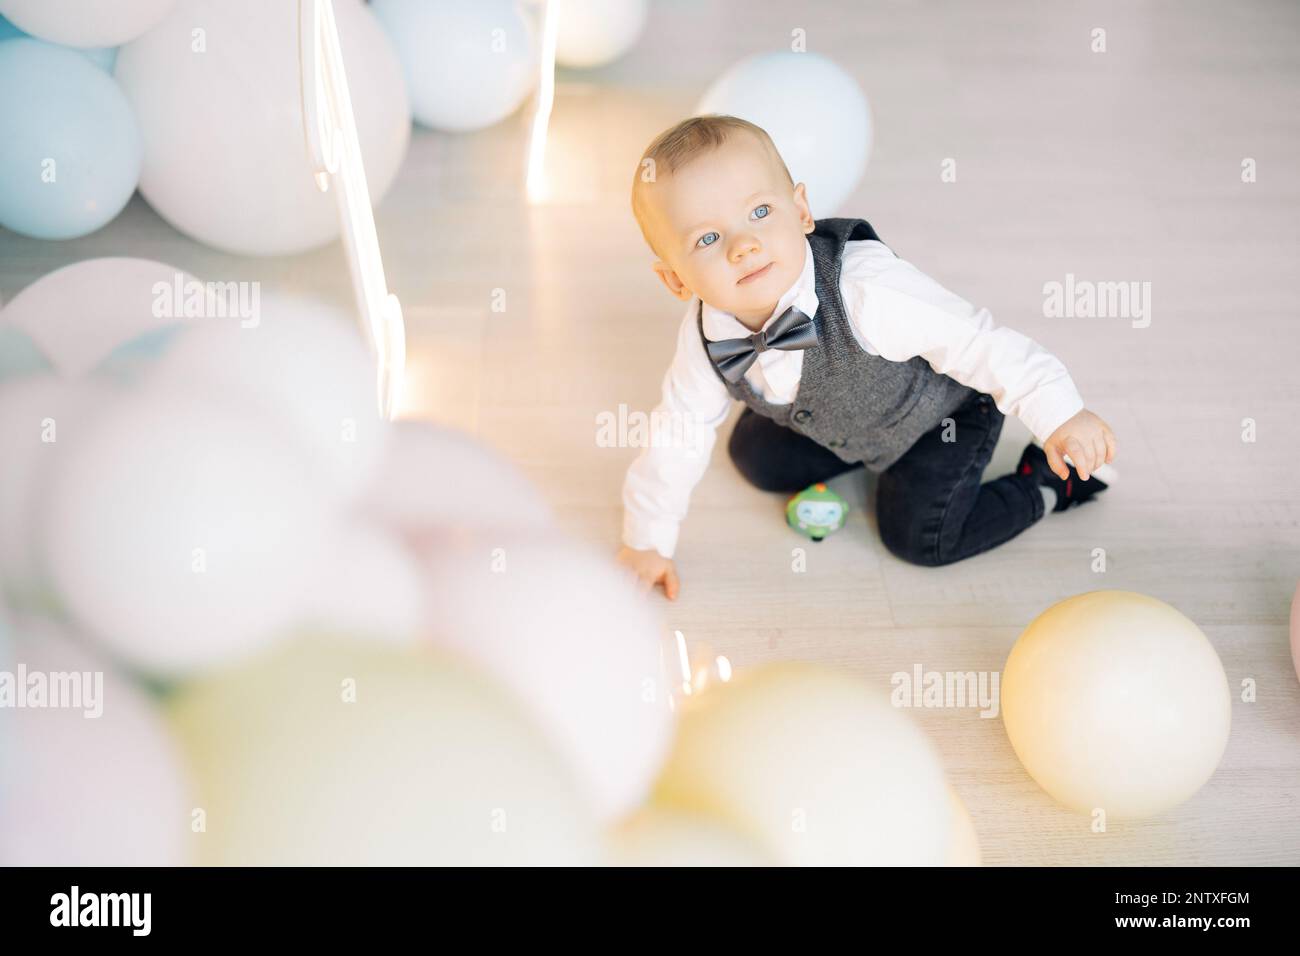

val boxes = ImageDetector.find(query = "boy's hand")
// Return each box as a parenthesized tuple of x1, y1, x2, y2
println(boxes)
(1043, 409, 1117, 482)
(616, 545, 680, 601)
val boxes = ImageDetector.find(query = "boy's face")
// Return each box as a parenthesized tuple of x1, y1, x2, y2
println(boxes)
(645, 132, 815, 328)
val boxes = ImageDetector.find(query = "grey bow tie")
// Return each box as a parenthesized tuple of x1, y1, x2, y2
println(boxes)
(705, 305, 818, 384)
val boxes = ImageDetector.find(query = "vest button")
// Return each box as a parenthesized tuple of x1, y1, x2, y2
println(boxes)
(793, 409, 812, 424)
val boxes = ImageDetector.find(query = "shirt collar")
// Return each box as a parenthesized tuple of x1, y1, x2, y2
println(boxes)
(700, 236, 818, 341)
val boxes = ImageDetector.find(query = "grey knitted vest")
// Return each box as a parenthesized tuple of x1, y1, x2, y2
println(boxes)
(697, 217, 974, 472)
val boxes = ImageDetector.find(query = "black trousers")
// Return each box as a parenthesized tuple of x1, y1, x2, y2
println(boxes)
(727, 392, 1045, 566)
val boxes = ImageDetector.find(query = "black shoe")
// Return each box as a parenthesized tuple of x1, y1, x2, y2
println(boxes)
(1016, 443, 1109, 512)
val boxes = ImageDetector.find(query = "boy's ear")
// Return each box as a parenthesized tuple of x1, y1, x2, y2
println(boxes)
(652, 259, 694, 301)
(793, 182, 815, 233)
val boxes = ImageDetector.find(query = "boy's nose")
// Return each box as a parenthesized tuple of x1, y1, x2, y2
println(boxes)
(729, 233, 761, 261)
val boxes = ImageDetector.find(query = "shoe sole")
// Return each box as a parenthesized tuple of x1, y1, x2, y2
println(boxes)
(1032, 441, 1120, 487)
(1063, 454, 1119, 487)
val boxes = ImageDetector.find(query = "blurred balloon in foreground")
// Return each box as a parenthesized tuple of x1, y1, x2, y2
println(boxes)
(0, 602, 11, 791)
(0, 322, 51, 383)
(603, 808, 772, 867)
(0, 375, 119, 609)
(0, 618, 191, 865)
(0, 258, 191, 379)
(292, 521, 423, 646)
(355, 421, 554, 547)
(169, 636, 599, 865)
(653, 662, 951, 866)
(946, 787, 981, 866)
(142, 294, 391, 502)
(1001, 590, 1231, 820)
(0, 39, 141, 240)
(43, 387, 338, 677)
(416, 532, 673, 824)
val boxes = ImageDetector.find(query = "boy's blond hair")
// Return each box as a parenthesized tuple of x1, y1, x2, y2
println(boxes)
(631, 114, 793, 257)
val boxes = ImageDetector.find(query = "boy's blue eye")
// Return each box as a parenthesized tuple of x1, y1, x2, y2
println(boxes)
(695, 207, 767, 248)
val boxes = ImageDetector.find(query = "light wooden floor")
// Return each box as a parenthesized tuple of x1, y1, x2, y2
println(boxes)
(3, 0, 1298, 865)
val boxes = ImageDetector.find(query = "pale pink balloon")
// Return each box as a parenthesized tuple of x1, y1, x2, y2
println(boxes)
(291, 521, 425, 646)
(0, 618, 193, 865)
(43, 386, 339, 677)
(0, 376, 120, 600)
(353, 422, 554, 550)
(414, 530, 673, 823)
(140, 294, 391, 504)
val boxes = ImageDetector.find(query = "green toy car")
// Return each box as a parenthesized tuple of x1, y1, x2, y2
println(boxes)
(785, 482, 849, 541)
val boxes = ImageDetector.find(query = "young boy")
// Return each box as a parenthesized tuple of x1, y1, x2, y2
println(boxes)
(615, 115, 1116, 600)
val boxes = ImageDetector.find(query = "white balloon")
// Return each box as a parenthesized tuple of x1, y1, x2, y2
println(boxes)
(114, 0, 410, 255)
(354, 420, 554, 544)
(0, 618, 192, 865)
(371, 0, 537, 132)
(1002, 590, 1232, 820)
(43, 387, 339, 678)
(142, 294, 391, 503)
(0, 0, 175, 48)
(416, 531, 673, 823)
(292, 521, 424, 646)
(555, 0, 647, 69)
(697, 52, 873, 217)
(0, 258, 191, 378)
(0, 376, 119, 605)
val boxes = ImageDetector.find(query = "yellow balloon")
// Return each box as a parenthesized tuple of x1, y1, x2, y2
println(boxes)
(169, 636, 599, 865)
(1002, 590, 1231, 820)
(604, 808, 774, 867)
(946, 787, 981, 866)
(653, 663, 952, 866)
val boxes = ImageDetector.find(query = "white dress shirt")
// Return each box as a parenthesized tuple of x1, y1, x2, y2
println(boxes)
(621, 236, 1086, 559)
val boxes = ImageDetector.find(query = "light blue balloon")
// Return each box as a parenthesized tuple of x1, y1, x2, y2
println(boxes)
(0, 38, 141, 240)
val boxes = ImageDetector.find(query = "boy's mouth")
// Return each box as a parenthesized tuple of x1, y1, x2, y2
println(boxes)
(737, 262, 773, 285)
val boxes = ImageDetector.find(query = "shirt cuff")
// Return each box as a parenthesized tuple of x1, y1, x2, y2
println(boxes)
(622, 513, 679, 560)
(1017, 378, 1086, 445)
